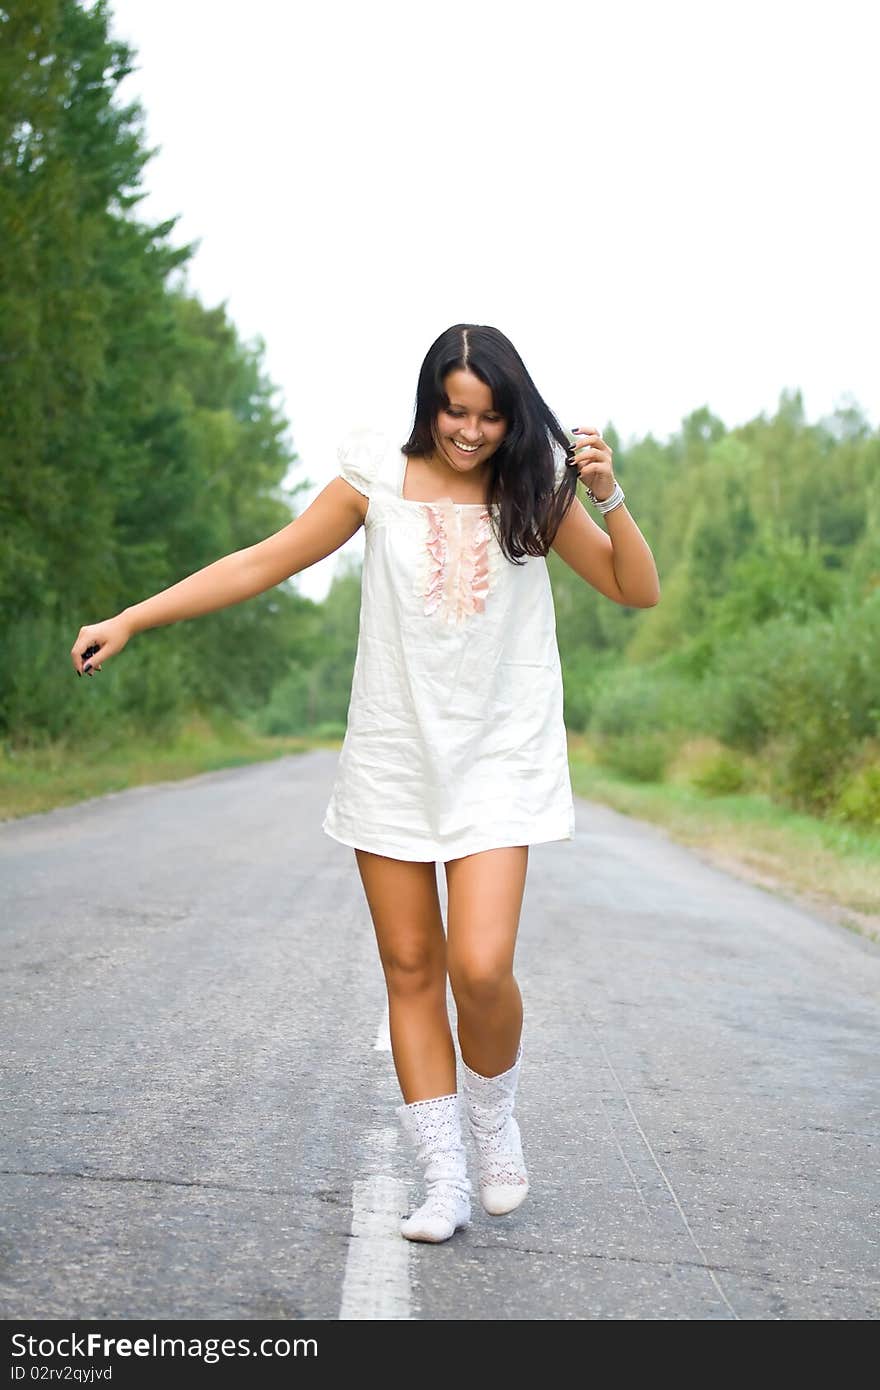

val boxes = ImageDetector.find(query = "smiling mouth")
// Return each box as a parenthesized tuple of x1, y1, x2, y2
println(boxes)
(451, 440, 481, 454)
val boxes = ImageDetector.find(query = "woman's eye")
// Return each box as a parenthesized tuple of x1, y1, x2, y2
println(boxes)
(447, 411, 501, 422)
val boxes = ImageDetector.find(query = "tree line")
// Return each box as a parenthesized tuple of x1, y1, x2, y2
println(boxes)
(549, 397, 880, 825)
(1, 0, 319, 748)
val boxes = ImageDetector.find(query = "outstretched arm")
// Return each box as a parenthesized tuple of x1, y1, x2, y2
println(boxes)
(127, 478, 366, 633)
(71, 478, 367, 673)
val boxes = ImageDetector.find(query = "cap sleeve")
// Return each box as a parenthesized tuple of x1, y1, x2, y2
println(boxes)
(337, 426, 387, 498)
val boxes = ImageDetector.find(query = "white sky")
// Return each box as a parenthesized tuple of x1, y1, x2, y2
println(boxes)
(108, 0, 879, 599)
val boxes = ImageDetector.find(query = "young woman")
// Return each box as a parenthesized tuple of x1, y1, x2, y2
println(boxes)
(71, 323, 660, 1245)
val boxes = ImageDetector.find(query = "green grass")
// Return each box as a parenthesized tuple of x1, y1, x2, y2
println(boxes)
(568, 735, 880, 939)
(0, 714, 342, 822)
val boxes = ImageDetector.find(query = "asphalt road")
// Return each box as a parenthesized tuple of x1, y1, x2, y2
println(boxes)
(1, 749, 878, 1321)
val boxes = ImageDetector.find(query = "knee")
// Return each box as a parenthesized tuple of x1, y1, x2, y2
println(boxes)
(448, 955, 513, 1011)
(382, 943, 444, 999)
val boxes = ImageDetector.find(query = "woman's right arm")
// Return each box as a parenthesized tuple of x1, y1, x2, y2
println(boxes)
(70, 477, 367, 674)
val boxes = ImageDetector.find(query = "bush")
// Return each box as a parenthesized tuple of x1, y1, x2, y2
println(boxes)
(699, 595, 880, 812)
(113, 636, 189, 740)
(251, 665, 314, 736)
(587, 662, 703, 738)
(699, 617, 803, 752)
(598, 732, 673, 783)
(668, 737, 752, 794)
(769, 717, 852, 813)
(3, 616, 91, 747)
(2, 615, 178, 750)
(832, 758, 880, 828)
(561, 649, 610, 733)
(691, 749, 749, 795)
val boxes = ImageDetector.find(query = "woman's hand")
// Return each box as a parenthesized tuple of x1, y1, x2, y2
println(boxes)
(569, 426, 616, 504)
(70, 614, 133, 677)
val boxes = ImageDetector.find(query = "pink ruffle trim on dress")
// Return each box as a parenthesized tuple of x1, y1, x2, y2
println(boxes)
(423, 504, 449, 618)
(422, 502, 495, 624)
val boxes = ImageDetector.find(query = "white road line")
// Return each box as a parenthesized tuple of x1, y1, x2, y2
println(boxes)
(373, 1001, 392, 1051)
(339, 1172, 412, 1320)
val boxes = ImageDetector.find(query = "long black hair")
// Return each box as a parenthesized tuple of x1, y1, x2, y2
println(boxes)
(401, 324, 578, 565)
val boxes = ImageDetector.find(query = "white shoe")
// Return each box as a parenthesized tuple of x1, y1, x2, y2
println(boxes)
(396, 1093, 471, 1243)
(460, 1045, 529, 1215)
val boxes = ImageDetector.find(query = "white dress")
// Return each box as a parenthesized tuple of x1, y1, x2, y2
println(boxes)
(321, 426, 576, 862)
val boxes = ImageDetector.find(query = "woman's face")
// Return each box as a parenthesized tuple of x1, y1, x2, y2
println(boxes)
(432, 369, 507, 473)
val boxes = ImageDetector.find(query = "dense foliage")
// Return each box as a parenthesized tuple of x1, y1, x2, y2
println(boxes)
(548, 398, 880, 824)
(1, 0, 323, 747)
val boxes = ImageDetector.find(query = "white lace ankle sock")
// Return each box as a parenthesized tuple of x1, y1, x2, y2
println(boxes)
(460, 1045, 529, 1215)
(396, 1093, 471, 1243)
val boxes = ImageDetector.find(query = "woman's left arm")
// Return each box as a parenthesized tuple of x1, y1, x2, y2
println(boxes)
(550, 426, 660, 608)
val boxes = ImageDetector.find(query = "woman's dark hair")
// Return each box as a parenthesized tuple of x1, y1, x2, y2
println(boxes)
(402, 324, 578, 564)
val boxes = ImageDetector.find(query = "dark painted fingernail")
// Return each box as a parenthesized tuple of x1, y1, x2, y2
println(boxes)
(84, 663, 92, 672)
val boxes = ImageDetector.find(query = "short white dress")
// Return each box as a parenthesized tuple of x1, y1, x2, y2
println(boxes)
(321, 426, 576, 862)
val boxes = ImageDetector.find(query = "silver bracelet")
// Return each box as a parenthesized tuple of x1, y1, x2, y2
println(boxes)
(586, 480, 625, 514)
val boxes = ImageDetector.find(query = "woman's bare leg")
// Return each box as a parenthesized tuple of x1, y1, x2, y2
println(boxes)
(444, 845, 529, 1076)
(354, 848, 455, 1103)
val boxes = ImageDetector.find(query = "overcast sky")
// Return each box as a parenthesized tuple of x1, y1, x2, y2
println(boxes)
(108, 0, 878, 599)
